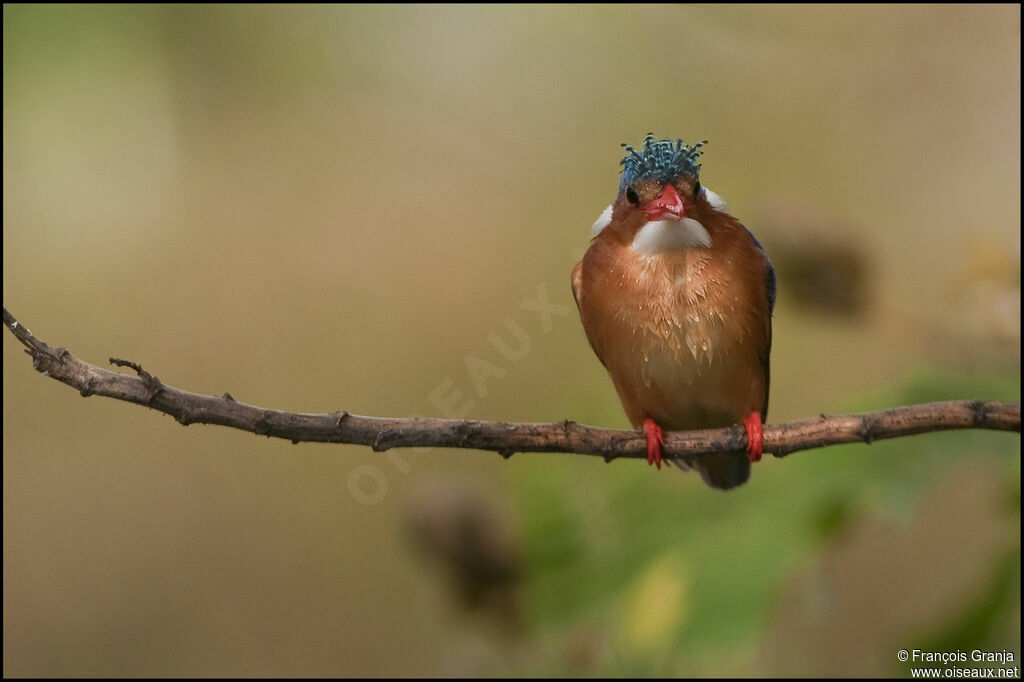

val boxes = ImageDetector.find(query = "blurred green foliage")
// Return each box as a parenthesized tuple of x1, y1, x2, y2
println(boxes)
(513, 369, 1019, 674)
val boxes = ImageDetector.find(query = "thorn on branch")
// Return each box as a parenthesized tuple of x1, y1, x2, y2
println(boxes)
(731, 424, 748, 450)
(454, 421, 472, 447)
(858, 415, 880, 444)
(79, 377, 95, 398)
(110, 357, 164, 403)
(223, 392, 235, 402)
(254, 411, 272, 437)
(371, 430, 388, 452)
(110, 357, 143, 374)
(969, 399, 986, 427)
(29, 344, 69, 373)
(31, 353, 48, 373)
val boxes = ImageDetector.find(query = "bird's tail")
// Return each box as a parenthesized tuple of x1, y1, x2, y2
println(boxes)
(673, 453, 750, 490)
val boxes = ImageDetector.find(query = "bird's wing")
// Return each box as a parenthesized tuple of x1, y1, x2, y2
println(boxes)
(748, 229, 775, 417)
(571, 260, 609, 369)
(764, 255, 777, 317)
(761, 256, 774, 416)
(570, 260, 584, 309)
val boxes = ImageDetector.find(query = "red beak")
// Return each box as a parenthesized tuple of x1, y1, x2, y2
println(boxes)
(644, 183, 685, 220)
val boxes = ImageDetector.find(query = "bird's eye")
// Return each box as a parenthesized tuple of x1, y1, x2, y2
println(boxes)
(625, 188, 639, 205)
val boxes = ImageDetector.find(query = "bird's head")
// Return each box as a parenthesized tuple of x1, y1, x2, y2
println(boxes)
(591, 134, 729, 255)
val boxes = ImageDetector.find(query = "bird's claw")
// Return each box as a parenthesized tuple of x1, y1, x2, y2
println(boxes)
(744, 411, 763, 462)
(643, 418, 664, 469)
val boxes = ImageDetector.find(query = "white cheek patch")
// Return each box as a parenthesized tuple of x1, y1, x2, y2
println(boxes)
(590, 204, 614, 235)
(701, 186, 728, 212)
(631, 217, 711, 255)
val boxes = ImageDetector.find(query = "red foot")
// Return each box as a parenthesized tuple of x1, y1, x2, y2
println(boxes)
(643, 419, 664, 469)
(744, 411, 763, 462)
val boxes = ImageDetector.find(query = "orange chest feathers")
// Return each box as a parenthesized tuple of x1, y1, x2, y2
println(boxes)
(573, 228, 772, 428)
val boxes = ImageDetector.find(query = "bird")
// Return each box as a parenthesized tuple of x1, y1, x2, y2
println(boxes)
(571, 134, 775, 490)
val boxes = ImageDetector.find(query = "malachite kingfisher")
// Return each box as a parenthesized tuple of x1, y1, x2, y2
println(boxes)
(571, 134, 775, 490)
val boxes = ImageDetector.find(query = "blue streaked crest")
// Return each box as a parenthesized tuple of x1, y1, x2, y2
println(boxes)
(619, 133, 706, 192)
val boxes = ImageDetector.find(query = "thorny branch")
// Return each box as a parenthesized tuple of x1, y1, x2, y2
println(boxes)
(3, 307, 1019, 465)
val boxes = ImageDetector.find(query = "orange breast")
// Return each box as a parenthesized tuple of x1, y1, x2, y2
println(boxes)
(574, 222, 771, 431)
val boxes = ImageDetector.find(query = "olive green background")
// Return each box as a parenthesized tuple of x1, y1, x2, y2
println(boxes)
(3, 5, 1019, 676)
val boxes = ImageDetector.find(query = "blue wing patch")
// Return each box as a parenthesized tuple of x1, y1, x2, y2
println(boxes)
(743, 226, 776, 314)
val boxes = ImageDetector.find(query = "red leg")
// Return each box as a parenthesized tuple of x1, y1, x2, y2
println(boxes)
(643, 418, 664, 470)
(744, 411, 763, 462)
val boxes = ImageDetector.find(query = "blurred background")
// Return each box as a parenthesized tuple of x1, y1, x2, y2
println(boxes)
(3, 5, 1019, 677)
